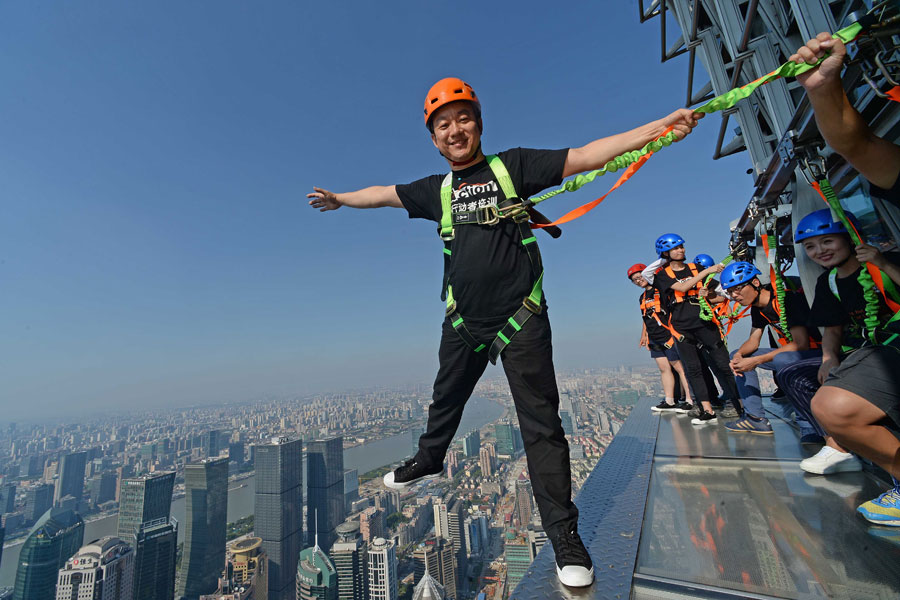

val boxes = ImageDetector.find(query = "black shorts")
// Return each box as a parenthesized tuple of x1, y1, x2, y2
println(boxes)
(823, 345, 900, 440)
(649, 344, 680, 362)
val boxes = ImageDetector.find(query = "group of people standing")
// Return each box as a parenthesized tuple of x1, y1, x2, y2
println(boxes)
(631, 30, 900, 532)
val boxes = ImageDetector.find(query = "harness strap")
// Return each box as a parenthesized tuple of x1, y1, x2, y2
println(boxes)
(487, 274, 543, 364)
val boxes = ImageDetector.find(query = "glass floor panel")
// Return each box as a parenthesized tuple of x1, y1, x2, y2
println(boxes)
(635, 456, 900, 599)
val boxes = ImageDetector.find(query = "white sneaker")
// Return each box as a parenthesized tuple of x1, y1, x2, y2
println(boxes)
(800, 446, 863, 475)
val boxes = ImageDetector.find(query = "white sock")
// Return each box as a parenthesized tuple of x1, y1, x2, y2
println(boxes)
(665, 398, 675, 405)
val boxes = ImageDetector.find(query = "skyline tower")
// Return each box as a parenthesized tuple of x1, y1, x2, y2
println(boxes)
(117, 472, 175, 542)
(132, 518, 178, 600)
(54, 451, 87, 506)
(13, 507, 85, 600)
(55, 536, 134, 600)
(515, 480, 534, 530)
(331, 522, 367, 600)
(254, 435, 302, 600)
(367, 538, 398, 600)
(24, 483, 54, 525)
(175, 456, 228, 600)
(461, 430, 480, 459)
(411, 568, 445, 600)
(296, 532, 338, 600)
(306, 437, 344, 552)
(412, 538, 456, 600)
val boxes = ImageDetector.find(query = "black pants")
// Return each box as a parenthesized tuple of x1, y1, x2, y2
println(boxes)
(417, 310, 578, 536)
(674, 322, 740, 410)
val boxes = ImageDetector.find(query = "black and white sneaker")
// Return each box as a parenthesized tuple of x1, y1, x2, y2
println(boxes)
(383, 457, 442, 490)
(691, 410, 717, 426)
(552, 528, 594, 587)
(651, 399, 679, 412)
(674, 401, 693, 414)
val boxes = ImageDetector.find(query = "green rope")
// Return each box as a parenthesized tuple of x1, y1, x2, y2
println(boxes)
(767, 230, 793, 343)
(699, 255, 733, 323)
(529, 22, 863, 205)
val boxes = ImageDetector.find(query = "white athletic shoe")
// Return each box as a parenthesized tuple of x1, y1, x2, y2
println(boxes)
(800, 446, 863, 475)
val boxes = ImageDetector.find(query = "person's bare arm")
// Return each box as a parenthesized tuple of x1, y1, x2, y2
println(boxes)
(818, 325, 844, 384)
(307, 185, 403, 211)
(563, 109, 704, 178)
(671, 264, 724, 293)
(792, 33, 900, 189)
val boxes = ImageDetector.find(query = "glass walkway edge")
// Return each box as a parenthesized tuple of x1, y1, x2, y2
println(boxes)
(510, 397, 900, 599)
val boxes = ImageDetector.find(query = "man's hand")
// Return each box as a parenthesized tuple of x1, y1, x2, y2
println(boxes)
(791, 32, 846, 93)
(658, 108, 704, 142)
(701, 263, 725, 278)
(818, 356, 840, 385)
(731, 354, 760, 375)
(307, 187, 343, 212)
(639, 332, 649, 348)
(856, 243, 887, 269)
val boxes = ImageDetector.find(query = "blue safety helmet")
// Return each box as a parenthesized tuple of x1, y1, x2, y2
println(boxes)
(720, 261, 762, 290)
(693, 254, 715, 268)
(794, 208, 861, 242)
(655, 233, 685, 257)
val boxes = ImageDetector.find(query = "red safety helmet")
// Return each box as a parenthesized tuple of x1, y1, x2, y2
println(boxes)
(627, 263, 647, 280)
(424, 77, 480, 128)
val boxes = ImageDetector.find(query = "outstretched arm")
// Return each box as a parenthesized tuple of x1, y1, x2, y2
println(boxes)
(792, 32, 900, 190)
(562, 108, 704, 178)
(307, 185, 403, 211)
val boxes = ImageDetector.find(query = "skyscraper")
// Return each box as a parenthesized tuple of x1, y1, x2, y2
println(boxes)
(54, 451, 87, 507)
(479, 446, 493, 478)
(24, 483, 53, 525)
(55, 536, 134, 600)
(342, 470, 359, 514)
(254, 436, 302, 600)
(0, 483, 16, 514)
(117, 472, 175, 542)
(367, 538, 398, 600)
(205, 537, 268, 599)
(132, 518, 178, 600)
(412, 538, 456, 600)
(494, 423, 517, 457)
(461, 430, 480, 459)
(306, 437, 344, 553)
(202, 430, 221, 459)
(411, 569, 445, 600)
(14, 508, 85, 600)
(331, 522, 367, 600)
(515, 480, 534, 530)
(296, 540, 338, 600)
(503, 533, 531, 594)
(175, 457, 228, 599)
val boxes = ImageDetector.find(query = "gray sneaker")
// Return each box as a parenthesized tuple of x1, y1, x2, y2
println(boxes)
(718, 405, 740, 419)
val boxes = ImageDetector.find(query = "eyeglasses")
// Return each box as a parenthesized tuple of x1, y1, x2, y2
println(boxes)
(726, 283, 751, 298)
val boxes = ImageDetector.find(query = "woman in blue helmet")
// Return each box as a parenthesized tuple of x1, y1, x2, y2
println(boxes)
(649, 234, 742, 425)
(718, 261, 822, 435)
(794, 208, 900, 525)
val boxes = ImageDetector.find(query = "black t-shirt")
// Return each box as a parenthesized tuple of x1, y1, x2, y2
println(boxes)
(870, 166, 900, 208)
(652, 263, 718, 330)
(640, 289, 673, 345)
(750, 286, 821, 346)
(396, 148, 568, 322)
(809, 252, 900, 349)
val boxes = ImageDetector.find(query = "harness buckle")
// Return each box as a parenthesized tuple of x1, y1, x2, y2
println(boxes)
(445, 300, 458, 317)
(476, 205, 500, 226)
(498, 200, 530, 222)
(523, 296, 542, 315)
(439, 228, 455, 242)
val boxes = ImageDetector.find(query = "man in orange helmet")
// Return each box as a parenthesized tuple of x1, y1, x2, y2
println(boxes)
(309, 77, 702, 587)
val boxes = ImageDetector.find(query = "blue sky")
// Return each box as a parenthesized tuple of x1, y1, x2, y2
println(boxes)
(1, 1, 756, 420)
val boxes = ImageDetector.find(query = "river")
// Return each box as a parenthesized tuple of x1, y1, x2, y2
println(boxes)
(0, 396, 505, 587)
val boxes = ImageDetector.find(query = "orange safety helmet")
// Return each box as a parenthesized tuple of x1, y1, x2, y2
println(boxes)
(627, 263, 647, 280)
(424, 77, 480, 128)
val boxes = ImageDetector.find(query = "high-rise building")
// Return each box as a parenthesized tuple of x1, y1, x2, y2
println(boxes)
(202, 537, 268, 600)
(89, 472, 119, 507)
(342, 470, 359, 514)
(117, 472, 175, 542)
(0, 483, 16, 514)
(359, 507, 384, 543)
(227, 442, 244, 466)
(515, 480, 533, 530)
(503, 533, 531, 595)
(306, 437, 344, 552)
(24, 483, 54, 525)
(478, 447, 493, 478)
(56, 536, 134, 600)
(461, 431, 480, 459)
(331, 522, 366, 600)
(175, 457, 228, 599)
(494, 423, 521, 458)
(296, 540, 338, 600)
(412, 538, 456, 600)
(54, 452, 87, 507)
(411, 569, 445, 600)
(0, 525, 5, 573)
(203, 430, 222, 459)
(254, 436, 302, 600)
(13, 508, 85, 600)
(367, 538, 397, 600)
(559, 410, 575, 436)
(132, 518, 178, 600)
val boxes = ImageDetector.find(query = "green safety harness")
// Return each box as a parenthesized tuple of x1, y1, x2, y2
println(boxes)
(439, 155, 543, 364)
